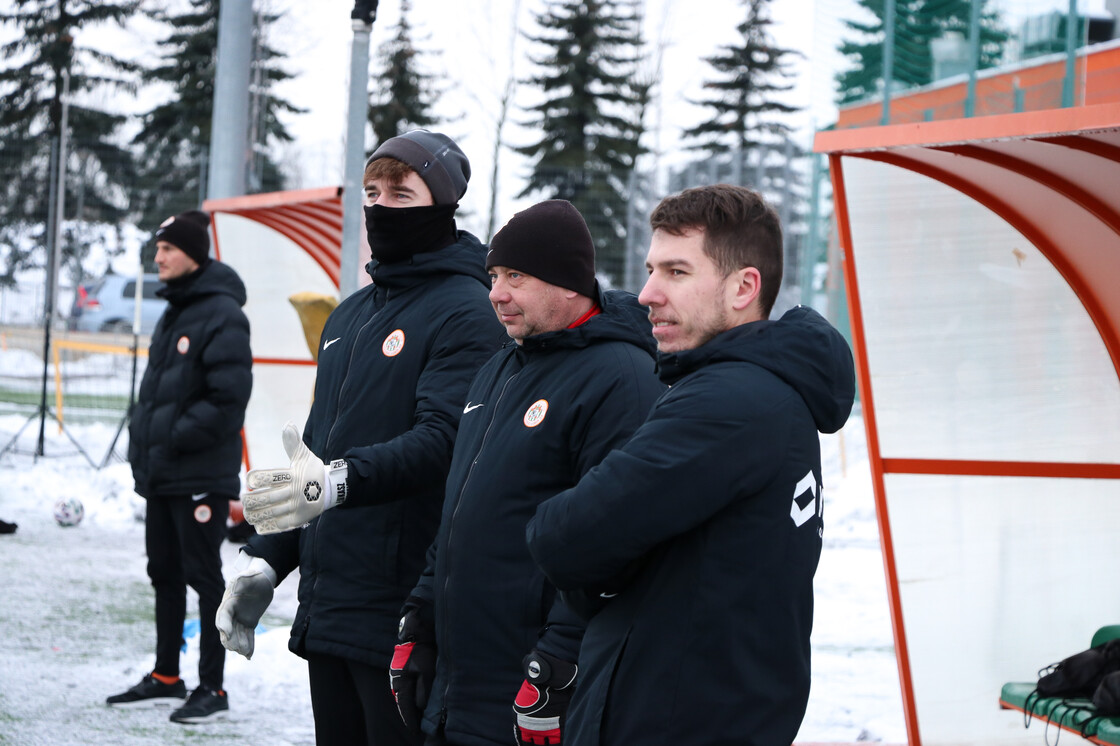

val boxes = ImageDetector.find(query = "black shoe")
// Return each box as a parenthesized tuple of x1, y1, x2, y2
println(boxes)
(170, 686, 229, 724)
(106, 674, 187, 708)
(0, 519, 16, 534)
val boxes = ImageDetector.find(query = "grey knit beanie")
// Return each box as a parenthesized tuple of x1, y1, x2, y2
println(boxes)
(365, 130, 471, 205)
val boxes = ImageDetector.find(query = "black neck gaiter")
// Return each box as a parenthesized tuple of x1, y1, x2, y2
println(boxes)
(365, 203, 458, 264)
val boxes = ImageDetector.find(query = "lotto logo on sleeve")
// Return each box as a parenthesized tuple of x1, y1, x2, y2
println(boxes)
(523, 399, 549, 428)
(382, 329, 405, 357)
(177, 336, 190, 354)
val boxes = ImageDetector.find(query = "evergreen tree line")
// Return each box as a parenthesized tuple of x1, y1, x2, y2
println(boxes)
(373, 0, 810, 289)
(0, 0, 1010, 298)
(0, 0, 299, 289)
(367, 0, 1009, 290)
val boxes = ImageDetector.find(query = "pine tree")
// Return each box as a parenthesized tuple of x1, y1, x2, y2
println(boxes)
(516, 0, 651, 285)
(0, 0, 140, 288)
(132, 0, 303, 251)
(680, 0, 806, 301)
(367, 0, 442, 150)
(683, 0, 799, 156)
(836, 0, 1009, 105)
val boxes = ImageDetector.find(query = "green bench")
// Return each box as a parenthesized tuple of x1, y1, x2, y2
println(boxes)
(1000, 626, 1120, 745)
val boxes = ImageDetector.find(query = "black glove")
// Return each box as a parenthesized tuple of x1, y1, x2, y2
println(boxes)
(388, 598, 436, 734)
(513, 649, 578, 746)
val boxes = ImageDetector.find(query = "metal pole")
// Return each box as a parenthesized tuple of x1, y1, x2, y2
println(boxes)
(803, 152, 822, 309)
(965, 0, 981, 117)
(882, 0, 896, 125)
(1062, 0, 1078, 108)
(100, 260, 144, 468)
(36, 70, 71, 459)
(207, 0, 254, 200)
(340, 0, 378, 299)
(624, 169, 641, 293)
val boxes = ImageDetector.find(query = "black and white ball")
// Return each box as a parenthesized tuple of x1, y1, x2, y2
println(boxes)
(53, 497, 85, 527)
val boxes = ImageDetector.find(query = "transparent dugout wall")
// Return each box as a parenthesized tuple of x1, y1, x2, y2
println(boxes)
(842, 157, 1120, 746)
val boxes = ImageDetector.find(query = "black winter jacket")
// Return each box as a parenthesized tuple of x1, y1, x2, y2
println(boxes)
(527, 305, 856, 746)
(411, 289, 664, 745)
(129, 260, 252, 498)
(246, 232, 505, 667)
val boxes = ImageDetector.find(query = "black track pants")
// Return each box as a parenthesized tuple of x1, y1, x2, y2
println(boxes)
(307, 653, 422, 746)
(146, 493, 229, 691)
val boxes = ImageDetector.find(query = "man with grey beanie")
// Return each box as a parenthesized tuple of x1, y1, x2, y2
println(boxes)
(219, 130, 504, 745)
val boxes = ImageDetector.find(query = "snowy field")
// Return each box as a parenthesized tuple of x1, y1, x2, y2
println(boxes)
(0, 408, 906, 746)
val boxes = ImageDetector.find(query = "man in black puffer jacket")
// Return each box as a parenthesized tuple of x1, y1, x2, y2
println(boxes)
(387, 200, 664, 746)
(527, 185, 857, 746)
(109, 209, 252, 725)
(223, 131, 505, 746)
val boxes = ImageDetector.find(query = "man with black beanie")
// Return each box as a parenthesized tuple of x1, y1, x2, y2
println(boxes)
(108, 209, 253, 725)
(381, 199, 664, 746)
(220, 130, 504, 746)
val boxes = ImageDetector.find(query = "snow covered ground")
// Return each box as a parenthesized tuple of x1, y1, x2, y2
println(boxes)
(0, 409, 906, 745)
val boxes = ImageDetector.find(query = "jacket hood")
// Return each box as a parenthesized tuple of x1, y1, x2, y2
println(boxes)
(658, 305, 855, 434)
(518, 287, 658, 357)
(364, 230, 491, 291)
(158, 259, 247, 307)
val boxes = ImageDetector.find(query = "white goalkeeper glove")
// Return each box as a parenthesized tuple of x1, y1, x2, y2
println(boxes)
(241, 422, 349, 534)
(215, 551, 278, 659)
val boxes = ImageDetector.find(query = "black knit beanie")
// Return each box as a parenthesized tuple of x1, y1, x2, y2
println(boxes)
(486, 200, 597, 298)
(154, 210, 211, 265)
(365, 130, 471, 205)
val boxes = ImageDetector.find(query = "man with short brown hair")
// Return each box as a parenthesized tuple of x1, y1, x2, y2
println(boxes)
(527, 184, 857, 746)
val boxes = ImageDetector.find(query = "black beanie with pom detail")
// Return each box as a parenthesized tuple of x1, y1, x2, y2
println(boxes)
(154, 210, 211, 265)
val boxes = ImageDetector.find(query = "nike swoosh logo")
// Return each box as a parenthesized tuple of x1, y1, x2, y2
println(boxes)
(323, 337, 341, 350)
(191, 492, 209, 501)
(463, 403, 484, 413)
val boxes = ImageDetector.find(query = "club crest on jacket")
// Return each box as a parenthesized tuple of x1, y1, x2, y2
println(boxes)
(523, 399, 549, 428)
(382, 329, 405, 357)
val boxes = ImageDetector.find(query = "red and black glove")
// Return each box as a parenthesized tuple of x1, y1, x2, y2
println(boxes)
(513, 649, 578, 746)
(389, 600, 436, 735)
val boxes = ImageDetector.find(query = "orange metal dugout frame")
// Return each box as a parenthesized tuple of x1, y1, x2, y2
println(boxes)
(202, 186, 345, 371)
(816, 103, 1120, 746)
(204, 186, 345, 288)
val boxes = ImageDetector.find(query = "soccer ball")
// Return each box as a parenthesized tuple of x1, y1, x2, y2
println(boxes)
(53, 497, 84, 527)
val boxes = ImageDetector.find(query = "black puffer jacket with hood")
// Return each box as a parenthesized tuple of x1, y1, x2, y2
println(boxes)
(410, 288, 665, 745)
(527, 305, 856, 746)
(129, 260, 252, 498)
(246, 232, 505, 667)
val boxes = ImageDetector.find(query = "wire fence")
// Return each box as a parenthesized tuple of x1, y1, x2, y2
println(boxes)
(0, 327, 143, 466)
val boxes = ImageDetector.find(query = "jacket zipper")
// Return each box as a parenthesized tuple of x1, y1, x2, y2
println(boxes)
(325, 288, 386, 452)
(316, 288, 384, 634)
(439, 356, 521, 717)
